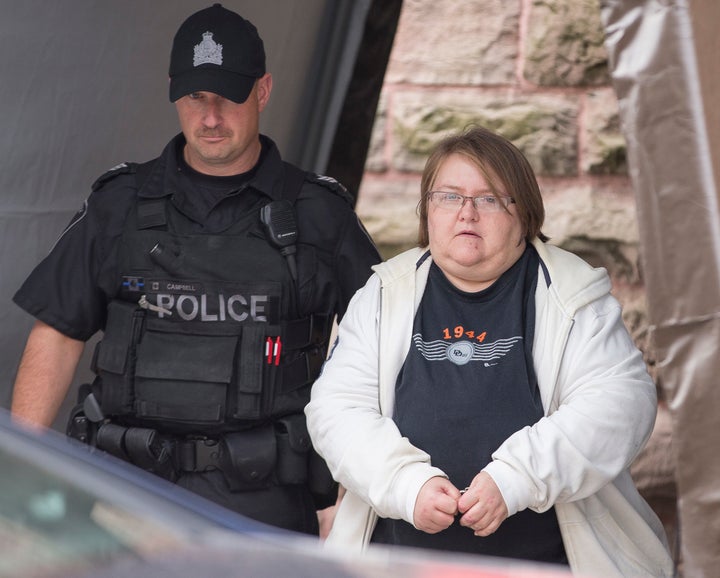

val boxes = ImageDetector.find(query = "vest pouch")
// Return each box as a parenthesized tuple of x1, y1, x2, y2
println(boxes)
(93, 300, 145, 415)
(220, 424, 276, 491)
(274, 414, 311, 485)
(95, 423, 131, 461)
(232, 325, 267, 419)
(134, 331, 237, 425)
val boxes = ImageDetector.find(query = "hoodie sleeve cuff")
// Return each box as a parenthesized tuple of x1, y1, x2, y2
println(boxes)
(389, 463, 447, 525)
(482, 461, 532, 517)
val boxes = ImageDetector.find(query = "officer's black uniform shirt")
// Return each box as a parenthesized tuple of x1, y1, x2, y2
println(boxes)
(172, 136, 263, 230)
(14, 133, 380, 341)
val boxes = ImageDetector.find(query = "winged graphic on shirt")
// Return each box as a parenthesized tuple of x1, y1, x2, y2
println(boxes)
(412, 333, 523, 367)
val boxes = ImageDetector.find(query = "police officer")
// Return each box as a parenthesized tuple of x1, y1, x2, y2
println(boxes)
(11, 4, 380, 536)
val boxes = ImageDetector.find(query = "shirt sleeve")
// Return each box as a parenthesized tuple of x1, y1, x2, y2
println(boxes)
(13, 184, 133, 341)
(294, 184, 381, 321)
(332, 210, 381, 320)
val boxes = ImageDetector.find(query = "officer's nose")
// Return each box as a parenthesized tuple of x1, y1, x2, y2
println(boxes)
(202, 98, 223, 128)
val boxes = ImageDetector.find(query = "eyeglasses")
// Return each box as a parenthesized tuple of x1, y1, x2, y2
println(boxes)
(428, 191, 516, 213)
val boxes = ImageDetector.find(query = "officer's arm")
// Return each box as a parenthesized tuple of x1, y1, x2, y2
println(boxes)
(11, 320, 85, 429)
(334, 213, 380, 320)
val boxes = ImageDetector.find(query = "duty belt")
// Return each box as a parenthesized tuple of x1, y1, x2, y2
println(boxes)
(90, 417, 311, 491)
(175, 438, 223, 472)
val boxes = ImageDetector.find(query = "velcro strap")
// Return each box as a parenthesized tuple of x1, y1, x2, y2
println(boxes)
(135, 400, 222, 422)
(282, 314, 331, 350)
(237, 325, 265, 394)
(137, 199, 167, 229)
(280, 348, 326, 393)
(95, 301, 142, 375)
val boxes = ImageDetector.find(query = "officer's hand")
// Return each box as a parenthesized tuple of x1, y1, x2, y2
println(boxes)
(317, 485, 346, 540)
(413, 476, 461, 534)
(457, 471, 508, 536)
(317, 505, 337, 539)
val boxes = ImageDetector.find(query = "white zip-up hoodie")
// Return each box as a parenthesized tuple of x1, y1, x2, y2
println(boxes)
(306, 240, 673, 577)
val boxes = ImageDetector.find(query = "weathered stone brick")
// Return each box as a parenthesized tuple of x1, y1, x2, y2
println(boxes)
(365, 91, 389, 173)
(385, 0, 518, 85)
(583, 88, 628, 175)
(525, 0, 610, 86)
(356, 177, 421, 258)
(543, 181, 639, 243)
(391, 91, 578, 176)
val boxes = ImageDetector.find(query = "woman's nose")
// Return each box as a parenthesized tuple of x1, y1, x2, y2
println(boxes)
(458, 197, 479, 220)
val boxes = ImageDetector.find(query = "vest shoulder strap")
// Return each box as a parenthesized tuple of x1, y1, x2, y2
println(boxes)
(132, 161, 305, 230)
(130, 160, 166, 229)
(133, 159, 157, 192)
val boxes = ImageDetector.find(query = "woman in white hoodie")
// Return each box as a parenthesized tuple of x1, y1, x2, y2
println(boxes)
(305, 126, 673, 577)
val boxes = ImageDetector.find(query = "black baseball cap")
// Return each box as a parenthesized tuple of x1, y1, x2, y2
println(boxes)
(169, 3, 266, 104)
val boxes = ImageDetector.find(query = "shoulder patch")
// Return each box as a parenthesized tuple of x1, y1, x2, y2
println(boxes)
(49, 198, 89, 253)
(91, 162, 136, 192)
(308, 173, 354, 205)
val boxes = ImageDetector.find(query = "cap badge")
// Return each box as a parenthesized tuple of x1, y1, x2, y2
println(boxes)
(193, 31, 223, 67)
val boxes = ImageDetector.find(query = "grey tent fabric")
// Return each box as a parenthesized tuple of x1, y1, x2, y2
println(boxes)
(0, 0, 371, 426)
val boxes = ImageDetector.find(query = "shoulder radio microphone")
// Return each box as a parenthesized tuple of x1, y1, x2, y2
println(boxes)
(260, 200, 298, 282)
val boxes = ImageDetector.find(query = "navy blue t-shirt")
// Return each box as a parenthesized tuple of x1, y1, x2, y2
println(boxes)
(372, 245, 566, 564)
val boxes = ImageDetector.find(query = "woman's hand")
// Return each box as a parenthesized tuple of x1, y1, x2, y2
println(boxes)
(413, 476, 461, 534)
(457, 472, 508, 536)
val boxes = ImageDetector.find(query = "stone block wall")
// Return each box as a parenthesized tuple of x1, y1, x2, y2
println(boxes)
(356, 0, 678, 561)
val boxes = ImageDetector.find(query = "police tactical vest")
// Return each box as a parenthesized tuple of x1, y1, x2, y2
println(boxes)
(91, 162, 331, 435)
